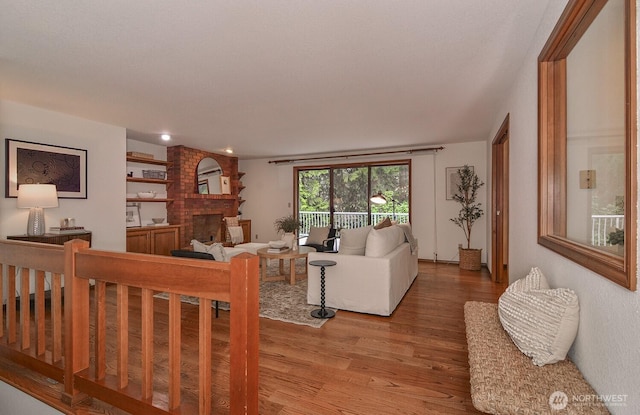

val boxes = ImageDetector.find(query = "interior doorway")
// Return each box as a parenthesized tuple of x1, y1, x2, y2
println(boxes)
(491, 115, 510, 283)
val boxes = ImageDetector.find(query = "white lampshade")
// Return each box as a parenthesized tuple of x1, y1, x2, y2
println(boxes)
(17, 184, 59, 236)
(370, 191, 387, 205)
(17, 184, 59, 208)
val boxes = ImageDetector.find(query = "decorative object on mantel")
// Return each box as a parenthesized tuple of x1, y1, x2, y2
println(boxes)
(219, 175, 231, 194)
(17, 183, 59, 236)
(449, 165, 485, 271)
(6, 138, 87, 199)
(274, 214, 301, 249)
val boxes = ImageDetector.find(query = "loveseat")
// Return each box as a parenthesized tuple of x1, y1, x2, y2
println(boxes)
(307, 222, 418, 316)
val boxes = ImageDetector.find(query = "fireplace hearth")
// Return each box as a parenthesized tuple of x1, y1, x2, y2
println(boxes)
(192, 214, 223, 243)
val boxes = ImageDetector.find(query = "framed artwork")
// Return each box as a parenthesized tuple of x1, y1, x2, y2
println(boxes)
(220, 175, 231, 194)
(126, 204, 141, 227)
(198, 179, 209, 194)
(446, 166, 474, 200)
(5, 138, 88, 198)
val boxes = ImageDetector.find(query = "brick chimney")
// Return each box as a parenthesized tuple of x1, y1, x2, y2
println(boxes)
(167, 145, 240, 248)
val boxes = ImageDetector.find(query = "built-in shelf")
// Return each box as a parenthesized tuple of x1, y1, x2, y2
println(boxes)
(127, 198, 174, 203)
(126, 156, 172, 167)
(126, 177, 172, 185)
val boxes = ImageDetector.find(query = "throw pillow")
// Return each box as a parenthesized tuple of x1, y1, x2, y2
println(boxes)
(191, 240, 228, 262)
(374, 217, 392, 230)
(365, 225, 405, 257)
(338, 226, 372, 255)
(498, 287, 580, 366)
(307, 226, 329, 245)
(208, 243, 228, 262)
(507, 267, 550, 293)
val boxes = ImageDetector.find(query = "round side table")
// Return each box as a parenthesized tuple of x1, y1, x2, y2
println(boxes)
(309, 259, 337, 319)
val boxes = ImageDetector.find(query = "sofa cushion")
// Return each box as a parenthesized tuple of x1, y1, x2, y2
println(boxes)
(365, 225, 405, 257)
(498, 286, 579, 366)
(338, 226, 372, 255)
(307, 226, 330, 245)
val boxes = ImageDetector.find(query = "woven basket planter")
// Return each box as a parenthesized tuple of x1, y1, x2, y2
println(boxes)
(459, 248, 482, 271)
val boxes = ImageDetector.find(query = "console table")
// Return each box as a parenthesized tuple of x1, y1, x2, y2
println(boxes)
(7, 231, 92, 246)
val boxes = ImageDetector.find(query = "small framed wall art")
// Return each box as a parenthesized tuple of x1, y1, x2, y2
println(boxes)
(126, 204, 141, 228)
(446, 166, 474, 200)
(5, 138, 88, 198)
(220, 176, 231, 194)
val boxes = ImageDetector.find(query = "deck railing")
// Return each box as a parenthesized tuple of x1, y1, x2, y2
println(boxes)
(591, 215, 624, 246)
(298, 211, 409, 234)
(0, 239, 259, 415)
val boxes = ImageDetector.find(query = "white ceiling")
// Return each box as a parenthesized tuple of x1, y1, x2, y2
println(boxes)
(0, 1, 550, 159)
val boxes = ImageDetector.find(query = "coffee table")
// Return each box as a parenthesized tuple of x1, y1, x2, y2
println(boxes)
(257, 245, 315, 284)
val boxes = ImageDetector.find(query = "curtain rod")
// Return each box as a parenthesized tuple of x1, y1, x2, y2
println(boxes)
(268, 146, 444, 165)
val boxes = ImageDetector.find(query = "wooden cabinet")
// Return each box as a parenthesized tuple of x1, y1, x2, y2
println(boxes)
(126, 225, 180, 256)
(239, 219, 251, 243)
(7, 231, 92, 246)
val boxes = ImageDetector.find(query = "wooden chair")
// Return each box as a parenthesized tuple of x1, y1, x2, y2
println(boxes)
(302, 227, 338, 252)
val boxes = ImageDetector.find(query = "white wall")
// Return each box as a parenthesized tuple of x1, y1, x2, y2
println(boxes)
(239, 140, 488, 263)
(0, 100, 126, 250)
(486, 0, 640, 412)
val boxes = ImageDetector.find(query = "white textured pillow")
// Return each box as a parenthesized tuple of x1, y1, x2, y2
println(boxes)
(498, 287, 579, 366)
(307, 226, 329, 245)
(338, 226, 372, 255)
(507, 267, 550, 293)
(365, 225, 405, 257)
(191, 240, 227, 262)
(209, 243, 228, 262)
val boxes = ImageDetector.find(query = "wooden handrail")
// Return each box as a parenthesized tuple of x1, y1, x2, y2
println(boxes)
(0, 239, 259, 415)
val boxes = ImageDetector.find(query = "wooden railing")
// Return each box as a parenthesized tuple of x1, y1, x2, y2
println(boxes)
(0, 239, 259, 415)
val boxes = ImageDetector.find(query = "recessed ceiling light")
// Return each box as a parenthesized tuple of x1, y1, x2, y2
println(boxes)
(161, 134, 171, 141)
(224, 148, 233, 154)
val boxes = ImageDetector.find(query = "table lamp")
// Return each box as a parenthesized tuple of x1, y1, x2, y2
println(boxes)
(17, 184, 59, 235)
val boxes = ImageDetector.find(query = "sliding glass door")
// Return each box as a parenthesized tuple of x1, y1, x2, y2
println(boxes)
(295, 161, 410, 235)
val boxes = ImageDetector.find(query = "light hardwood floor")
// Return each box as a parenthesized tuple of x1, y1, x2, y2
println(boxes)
(0, 261, 507, 414)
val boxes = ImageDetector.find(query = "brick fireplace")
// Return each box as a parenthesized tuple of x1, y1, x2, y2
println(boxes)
(167, 145, 240, 248)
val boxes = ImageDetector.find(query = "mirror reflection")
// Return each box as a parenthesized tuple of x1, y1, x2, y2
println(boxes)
(565, 0, 624, 256)
(196, 157, 222, 194)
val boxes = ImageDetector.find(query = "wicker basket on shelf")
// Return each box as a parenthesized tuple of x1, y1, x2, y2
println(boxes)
(142, 170, 166, 179)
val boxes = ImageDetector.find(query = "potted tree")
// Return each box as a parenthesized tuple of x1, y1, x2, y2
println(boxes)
(450, 165, 485, 271)
(274, 214, 301, 248)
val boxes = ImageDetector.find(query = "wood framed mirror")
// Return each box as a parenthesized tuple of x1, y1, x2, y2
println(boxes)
(538, 0, 636, 290)
(196, 157, 223, 194)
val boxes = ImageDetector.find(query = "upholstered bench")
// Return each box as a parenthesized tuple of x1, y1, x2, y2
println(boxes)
(464, 301, 609, 414)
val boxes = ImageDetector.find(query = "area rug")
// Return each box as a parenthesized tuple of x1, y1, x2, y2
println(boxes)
(155, 259, 336, 328)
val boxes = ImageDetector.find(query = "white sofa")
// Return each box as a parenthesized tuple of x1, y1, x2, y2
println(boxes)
(307, 223, 418, 316)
